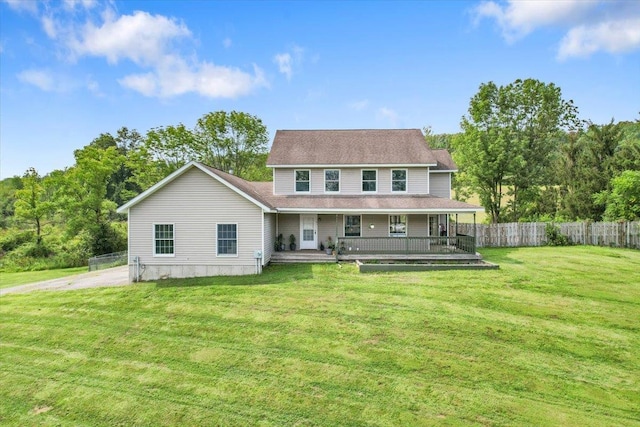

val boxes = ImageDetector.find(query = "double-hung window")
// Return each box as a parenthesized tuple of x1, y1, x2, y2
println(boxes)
(362, 170, 377, 192)
(295, 170, 310, 192)
(344, 215, 361, 237)
(154, 224, 174, 256)
(391, 169, 407, 192)
(217, 224, 237, 256)
(325, 169, 340, 193)
(389, 215, 407, 237)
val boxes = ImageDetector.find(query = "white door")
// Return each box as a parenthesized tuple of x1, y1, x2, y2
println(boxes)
(299, 214, 317, 250)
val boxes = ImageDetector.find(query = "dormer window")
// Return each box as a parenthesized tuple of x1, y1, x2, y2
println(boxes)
(295, 170, 310, 192)
(362, 169, 377, 192)
(325, 169, 340, 192)
(391, 169, 407, 192)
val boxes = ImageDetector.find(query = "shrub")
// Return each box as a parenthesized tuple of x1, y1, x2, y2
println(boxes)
(545, 223, 571, 246)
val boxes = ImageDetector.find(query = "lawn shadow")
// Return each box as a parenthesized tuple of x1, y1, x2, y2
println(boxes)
(479, 247, 525, 265)
(153, 263, 315, 289)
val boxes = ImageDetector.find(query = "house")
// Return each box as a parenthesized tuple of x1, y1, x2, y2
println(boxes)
(117, 129, 482, 281)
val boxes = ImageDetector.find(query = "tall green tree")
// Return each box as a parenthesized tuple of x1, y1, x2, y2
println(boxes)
(195, 111, 269, 178)
(595, 170, 640, 220)
(13, 168, 54, 244)
(453, 79, 579, 223)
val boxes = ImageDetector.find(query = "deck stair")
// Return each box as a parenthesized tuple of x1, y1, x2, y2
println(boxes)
(270, 250, 336, 264)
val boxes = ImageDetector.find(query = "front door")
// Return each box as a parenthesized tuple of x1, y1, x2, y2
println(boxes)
(299, 214, 317, 250)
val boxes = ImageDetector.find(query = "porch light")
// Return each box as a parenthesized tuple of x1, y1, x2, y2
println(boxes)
(369, 223, 375, 229)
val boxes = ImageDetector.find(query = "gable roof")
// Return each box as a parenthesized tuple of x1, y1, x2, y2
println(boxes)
(116, 162, 274, 213)
(267, 129, 437, 167)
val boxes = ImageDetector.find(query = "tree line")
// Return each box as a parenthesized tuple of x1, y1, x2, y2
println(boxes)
(426, 78, 640, 224)
(0, 111, 270, 271)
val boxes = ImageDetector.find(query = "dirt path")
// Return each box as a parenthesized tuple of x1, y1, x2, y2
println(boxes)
(1, 266, 130, 296)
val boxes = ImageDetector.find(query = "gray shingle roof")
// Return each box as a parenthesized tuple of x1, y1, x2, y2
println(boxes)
(267, 129, 438, 166)
(431, 149, 457, 171)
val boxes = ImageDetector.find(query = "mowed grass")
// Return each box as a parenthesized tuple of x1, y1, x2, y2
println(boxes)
(1, 247, 639, 426)
(0, 267, 87, 290)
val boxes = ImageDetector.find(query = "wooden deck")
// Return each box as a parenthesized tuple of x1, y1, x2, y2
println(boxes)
(270, 249, 482, 264)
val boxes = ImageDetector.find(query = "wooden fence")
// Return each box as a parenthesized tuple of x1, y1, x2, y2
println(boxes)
(453, 221, 640, 249)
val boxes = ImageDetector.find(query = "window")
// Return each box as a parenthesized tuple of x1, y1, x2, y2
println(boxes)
(325, 169, 340, 192)
(295, 170, 310, 192)
(217, 224, 237, 256)
(154, 224, 174, 256)
(389, 215, 407, 237)
(391, 169, 407, 192)
(362, 169, 377, 192)
(344, 215, 361, 237)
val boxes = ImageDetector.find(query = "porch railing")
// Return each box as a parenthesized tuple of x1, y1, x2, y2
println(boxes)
(336, 236, 476, 255)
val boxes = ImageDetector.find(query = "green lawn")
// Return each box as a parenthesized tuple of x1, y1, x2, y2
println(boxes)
(1, 246, 639, 426)
(0, 266, 87, 290)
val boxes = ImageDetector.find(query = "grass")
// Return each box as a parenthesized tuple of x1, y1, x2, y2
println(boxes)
(0, 266, 87, 290)
(1, 246, 639, 426)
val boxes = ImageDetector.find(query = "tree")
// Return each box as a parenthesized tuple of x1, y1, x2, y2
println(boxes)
(13, 168, 54, 244)
(453, 79, 579, 223)
(596, 170, 640, 220)
(194, 111, 269, 179)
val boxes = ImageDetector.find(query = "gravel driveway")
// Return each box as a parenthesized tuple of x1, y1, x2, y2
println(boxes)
(1, 265, 130, 296)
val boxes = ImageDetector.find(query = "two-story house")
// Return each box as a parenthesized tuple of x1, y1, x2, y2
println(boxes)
(117, 129, 482, 281)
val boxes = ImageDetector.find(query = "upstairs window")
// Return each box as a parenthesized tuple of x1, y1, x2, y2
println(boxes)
(392, 169, 407, 192)
(217, 224, 237, 256)
(295, 170, 310, 192)
(362, 170, 377, 192)
(389, 215, 407, 237)
(154, 224, 174, 256)
(325, 169, 340, 193)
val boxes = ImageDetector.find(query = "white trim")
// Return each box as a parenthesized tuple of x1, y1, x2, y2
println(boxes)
(216, 222, 239, 257)
(299, 214, 317, 250)
(361, 169, 378, 193)
(294, 169, 311, 193)
(261, 213, 265, 266)
(153, 223, 175, 257)
(272, 168, 276, 195)
(268, 163, 437, 168)
(390, 168, 408, 193)
(343, 214, 362, 237)
(324, 168, 341, 193)
(117, 161, 273, 213)
(429, 169, 458, 173)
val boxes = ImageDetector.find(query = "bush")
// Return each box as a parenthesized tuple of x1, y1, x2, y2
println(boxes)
(545, 223, 571, 246)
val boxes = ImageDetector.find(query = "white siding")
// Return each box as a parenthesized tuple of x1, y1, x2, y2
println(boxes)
(128, 167, 264, 280)
(277, 214, 299, 251)
(429, 173, 451, 198)
(263, 213, 275, 264)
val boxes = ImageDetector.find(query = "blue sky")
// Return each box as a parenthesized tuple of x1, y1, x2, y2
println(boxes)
(1, 0, 639, 179)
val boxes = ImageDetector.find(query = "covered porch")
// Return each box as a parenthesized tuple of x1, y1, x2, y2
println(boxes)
(272, 211, 479, 261)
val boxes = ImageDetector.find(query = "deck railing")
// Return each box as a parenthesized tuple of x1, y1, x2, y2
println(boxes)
(336, 236, 476, 256)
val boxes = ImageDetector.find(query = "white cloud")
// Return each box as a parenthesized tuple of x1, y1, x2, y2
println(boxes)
(3, 0, 38, 13)
(473, 0, 640, 58)
(558, 17, 640, 59)
(377, 107, 400, 126)
(17, 69, 55, 91)
(9, 2, 269, 98)
(274, 52, 292, 80)
(274, 44, 306, 80)
(70, 10, 191, 65)
(349, 99, 370, 111)
(223, 37, 232, 48)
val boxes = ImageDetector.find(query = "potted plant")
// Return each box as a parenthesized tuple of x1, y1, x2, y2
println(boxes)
(326, 236, 335, 255)
(289, 234, 297, 251)
(320, 242, 325, 251)
(275, 233, 285, 251)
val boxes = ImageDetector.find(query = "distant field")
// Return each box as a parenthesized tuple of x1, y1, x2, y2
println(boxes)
(1, 246, 638, 426)
(0, 267, 87, 290)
